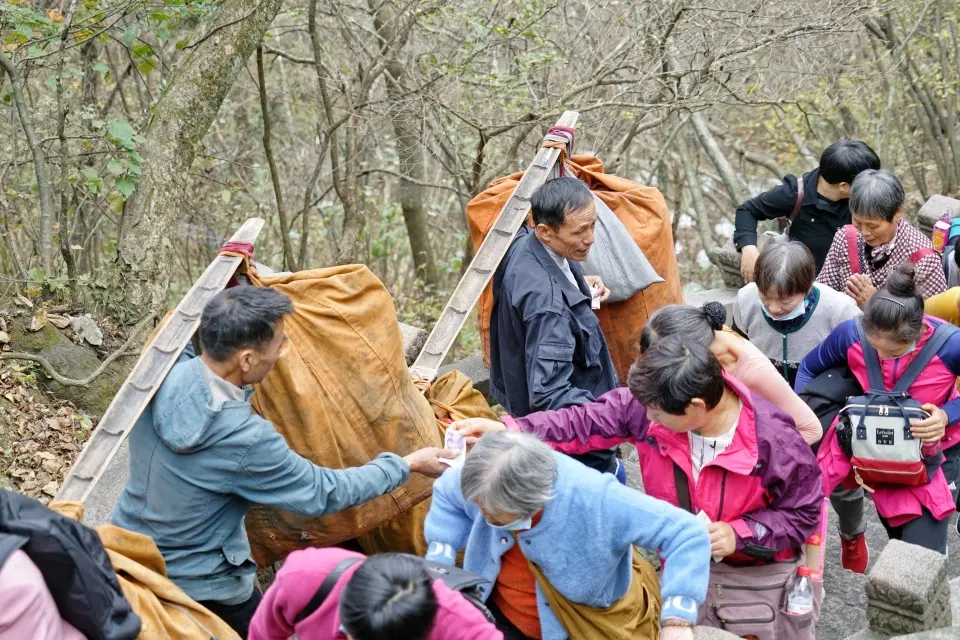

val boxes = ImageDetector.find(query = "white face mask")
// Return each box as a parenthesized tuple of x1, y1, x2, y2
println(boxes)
(488, 516, 533, 531)
(880, 342, 917, 361)
(761, 298, 806, 322)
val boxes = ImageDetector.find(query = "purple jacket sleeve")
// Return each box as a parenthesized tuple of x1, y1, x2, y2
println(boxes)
(513, 388, 649, 451)
(733, 405, 823, 555)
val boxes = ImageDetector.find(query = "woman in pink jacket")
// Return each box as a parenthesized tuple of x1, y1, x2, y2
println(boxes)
(249, 548, 502, 640)
(456, 337, 823, 639)
(796, 264, 960, 554)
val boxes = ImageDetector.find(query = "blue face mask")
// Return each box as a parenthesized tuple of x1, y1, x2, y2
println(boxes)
(488, 516, 533, 531)
(761, 298, 806, 322)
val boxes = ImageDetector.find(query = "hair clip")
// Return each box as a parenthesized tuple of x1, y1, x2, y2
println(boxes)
(878, 296, 906, 308)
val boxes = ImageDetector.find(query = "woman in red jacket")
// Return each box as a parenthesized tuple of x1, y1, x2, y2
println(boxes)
(250, 548, 502, 640)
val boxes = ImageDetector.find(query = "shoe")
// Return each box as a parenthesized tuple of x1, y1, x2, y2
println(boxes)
(841, 533, 869, 574)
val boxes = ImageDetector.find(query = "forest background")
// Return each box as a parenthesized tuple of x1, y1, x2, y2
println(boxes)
(2, 0, 959, 371)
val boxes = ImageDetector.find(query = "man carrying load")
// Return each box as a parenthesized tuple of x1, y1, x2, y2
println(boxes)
(112, 286, 454, 639)
(489, 177, 623, 480)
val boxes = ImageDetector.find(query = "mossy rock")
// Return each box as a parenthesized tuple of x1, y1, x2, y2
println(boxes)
(9, 320, 132, 417)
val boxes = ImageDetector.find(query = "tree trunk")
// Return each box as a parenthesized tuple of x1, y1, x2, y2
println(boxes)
(371, 1, 438, 286)
(0, 53, 57, 275)
(115, 0, 283, 314)
(256, 47, 297, 272)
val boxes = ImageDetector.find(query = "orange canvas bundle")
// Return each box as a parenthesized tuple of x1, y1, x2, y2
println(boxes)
(468, 155, 683, 381)
(243, 265, 444, 565)
(49, 502, 241, 640)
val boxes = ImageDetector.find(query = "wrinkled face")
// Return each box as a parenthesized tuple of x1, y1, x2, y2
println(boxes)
(536, 202, 597, 262)
(866, 330, 914, 360)
(646, 400, 705, 434)
(759, 289, 808, 319)
(853, 211, 900, 247)
(239, 318, 288, 385)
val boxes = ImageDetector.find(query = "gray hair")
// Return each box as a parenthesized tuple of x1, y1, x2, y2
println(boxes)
(460, 431, 557, 516)
(850, 169, 904, 222)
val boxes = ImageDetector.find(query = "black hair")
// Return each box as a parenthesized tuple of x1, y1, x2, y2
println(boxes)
(849, 169, 904, 223)
(862, 263, 925, 343)
(639, 302, 726, 353)
(754, 241, 816, 299)
(339, 554, 438, 640)
(530, 177, 594, 228)
(954, 244, 960, 271)
(819, 139, 881, 185)
(628, 335, 725, 415)
(199, 285, 294, 362)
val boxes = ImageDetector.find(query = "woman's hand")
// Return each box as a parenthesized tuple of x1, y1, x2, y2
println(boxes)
(452, 418, 507, 445)
(910, 404, 949, 443)
(707, 521, 737, 558)
(844, 274, 877, 309)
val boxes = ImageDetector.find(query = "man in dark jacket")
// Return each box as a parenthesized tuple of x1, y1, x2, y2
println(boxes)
(735, 139, 881, 281)
(489, 177, 622, 478)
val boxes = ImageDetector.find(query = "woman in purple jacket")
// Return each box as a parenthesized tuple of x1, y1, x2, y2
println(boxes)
(455, 337, 823, 639)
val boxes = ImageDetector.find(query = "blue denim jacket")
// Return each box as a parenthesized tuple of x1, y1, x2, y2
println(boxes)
(112, 346, 408, 604)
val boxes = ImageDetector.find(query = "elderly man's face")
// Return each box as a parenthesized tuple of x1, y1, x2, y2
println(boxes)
(536, 201, 597, 262)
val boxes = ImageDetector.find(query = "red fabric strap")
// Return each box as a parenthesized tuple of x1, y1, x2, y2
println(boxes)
(844, 225, 861, 275)
(909, 247, 937, 264)
(220, 241, 255, 259)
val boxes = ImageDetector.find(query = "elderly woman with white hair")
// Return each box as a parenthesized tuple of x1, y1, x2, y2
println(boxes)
(424, 431, 710, 640)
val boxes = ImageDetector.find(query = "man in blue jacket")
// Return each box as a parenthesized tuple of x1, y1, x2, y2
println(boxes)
(112, 286, 452, 638)
(490, 177, 620, 478)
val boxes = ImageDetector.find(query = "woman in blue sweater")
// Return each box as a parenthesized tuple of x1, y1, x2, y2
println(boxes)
(424, 431, 710, 640)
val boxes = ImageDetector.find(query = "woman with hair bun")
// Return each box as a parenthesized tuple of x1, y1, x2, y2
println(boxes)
(639, 303, 822, 445)
(797, 263, 960, 554)
(249, 549, 502, 640)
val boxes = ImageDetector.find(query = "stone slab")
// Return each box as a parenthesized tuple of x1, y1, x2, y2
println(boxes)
(439, 354, 491, 400)
(891, 630, 960, 639)
(398, 322, 428, 366)
(684, 287, 738, 324)
(917, 194, 960, 237)
(694, 626, 741, 639)
(846, 630, 891, 640)
(867, 539, 949, 617)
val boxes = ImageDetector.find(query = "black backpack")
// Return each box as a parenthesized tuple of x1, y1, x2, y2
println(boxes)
(294, 554, 495, 625)
(0, 490, 141, 640)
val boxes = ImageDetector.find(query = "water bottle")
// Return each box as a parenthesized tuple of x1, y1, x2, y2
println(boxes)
(786, 566, 814, 616)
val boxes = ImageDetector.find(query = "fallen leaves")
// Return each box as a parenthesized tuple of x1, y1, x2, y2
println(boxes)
(0, 366, 95, 504)
(28, 308, 48, 332)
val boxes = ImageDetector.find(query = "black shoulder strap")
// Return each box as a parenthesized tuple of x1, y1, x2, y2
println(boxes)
(294, 557, 361, 624)
(673, 462, 694, 513)
(855, 318, 885, 392)
(893, 322, 959, 393)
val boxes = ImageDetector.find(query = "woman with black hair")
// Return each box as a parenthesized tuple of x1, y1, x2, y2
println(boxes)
(796, 263, 960, 554)
(249, 549, 501, 640)
(733, 241, 860, 386)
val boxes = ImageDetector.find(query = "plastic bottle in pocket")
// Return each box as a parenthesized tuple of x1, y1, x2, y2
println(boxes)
(786, 566, 814, 616)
